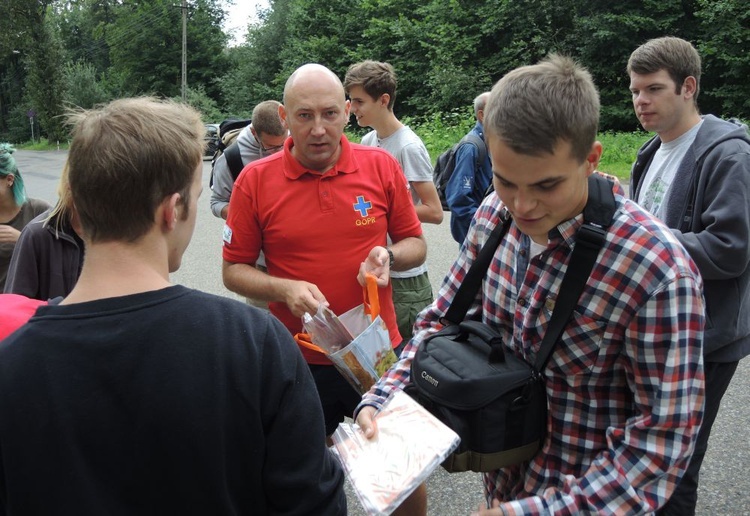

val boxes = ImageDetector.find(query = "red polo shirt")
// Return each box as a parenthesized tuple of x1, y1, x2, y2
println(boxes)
(223, 135, 422, 364)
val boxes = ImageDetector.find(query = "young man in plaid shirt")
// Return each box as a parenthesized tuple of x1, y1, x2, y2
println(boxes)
(356, 55, 706, 514)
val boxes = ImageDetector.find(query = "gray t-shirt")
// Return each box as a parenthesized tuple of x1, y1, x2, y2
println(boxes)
(361, 126, 431, 278)
(638, 121, 703, 220)
(361, 126, 433, 206)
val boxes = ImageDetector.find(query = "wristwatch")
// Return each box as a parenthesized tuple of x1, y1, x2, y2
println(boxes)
(386, 248, 395, 268)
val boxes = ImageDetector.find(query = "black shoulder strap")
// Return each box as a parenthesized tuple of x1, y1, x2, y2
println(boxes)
(583, 173, 617, 227)
(533, 174, 615, 371)
(442, 210, 511, 325)
(225, 143, 244, 182)
(442, 174, 617, 372)
(462, 133, 487, 165)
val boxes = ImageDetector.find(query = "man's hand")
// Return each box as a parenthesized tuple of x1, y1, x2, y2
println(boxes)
(358, 246, 390, 287)
(355, 406, 378, 440)
(282, 279, 328, 317)
(0, 225, 21, 244)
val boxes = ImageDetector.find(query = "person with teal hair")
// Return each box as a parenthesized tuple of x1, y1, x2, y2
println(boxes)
(0, 143, 51, 290)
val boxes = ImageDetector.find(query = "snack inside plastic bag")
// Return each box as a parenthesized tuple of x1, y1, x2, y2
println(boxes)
(331, 391, 460, 515)
(302, 304, 354, 354)
(296, 274, 397, 394)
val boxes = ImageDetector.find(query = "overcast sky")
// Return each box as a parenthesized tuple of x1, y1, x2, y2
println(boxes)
(224, 0, 269, 46)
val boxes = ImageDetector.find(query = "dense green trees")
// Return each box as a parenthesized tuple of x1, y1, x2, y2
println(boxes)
(0, 0, 227, 141)
(228, 0, 748, 131)
(696, 0, 750, 116)
(1, 0, 748, 142)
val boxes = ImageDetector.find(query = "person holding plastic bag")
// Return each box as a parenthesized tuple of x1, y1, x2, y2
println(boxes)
(223, 63, 428, 515)
(222, 64, 425, 427)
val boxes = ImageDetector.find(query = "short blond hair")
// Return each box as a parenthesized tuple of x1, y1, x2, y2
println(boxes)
(66, 97, 204, 243)
(252, 100, 285, 137)
(45, 161, 74, 236)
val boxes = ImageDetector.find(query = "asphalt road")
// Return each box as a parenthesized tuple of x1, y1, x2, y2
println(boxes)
(15, 150, 750, 515)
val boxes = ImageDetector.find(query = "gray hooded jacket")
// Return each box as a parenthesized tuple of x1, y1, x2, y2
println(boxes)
(631, 114, 750, 361)
(209, 125, 263, 219)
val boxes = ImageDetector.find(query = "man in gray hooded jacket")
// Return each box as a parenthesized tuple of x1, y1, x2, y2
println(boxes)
(628, 36, 750, 515)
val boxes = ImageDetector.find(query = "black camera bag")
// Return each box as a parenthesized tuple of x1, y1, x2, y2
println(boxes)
(410, 320, 547, 471)
(407, 174, 616, 473)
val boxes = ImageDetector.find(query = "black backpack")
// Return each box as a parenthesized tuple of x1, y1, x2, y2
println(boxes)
(433, 133, 488, 211)
(209, 118, 251, 188)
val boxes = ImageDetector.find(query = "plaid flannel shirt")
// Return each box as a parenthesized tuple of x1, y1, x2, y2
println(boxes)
(360, 183, 705, 514)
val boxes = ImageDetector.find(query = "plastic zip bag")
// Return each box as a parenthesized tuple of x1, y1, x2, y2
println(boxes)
(302, 304, 353, 354)
(295, 274, 397, 394)
(331, 391, 460, 515)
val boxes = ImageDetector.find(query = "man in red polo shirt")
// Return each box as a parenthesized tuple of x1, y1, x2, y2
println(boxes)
(222, 63, 426, 434)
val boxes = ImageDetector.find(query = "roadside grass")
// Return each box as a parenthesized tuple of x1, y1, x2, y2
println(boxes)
(15, 138, 69, 151)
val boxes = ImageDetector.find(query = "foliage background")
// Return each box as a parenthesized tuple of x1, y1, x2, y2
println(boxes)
(1, 0, 748, 146)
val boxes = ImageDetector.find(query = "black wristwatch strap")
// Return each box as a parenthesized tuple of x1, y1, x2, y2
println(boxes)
(386, 248, 395, 268)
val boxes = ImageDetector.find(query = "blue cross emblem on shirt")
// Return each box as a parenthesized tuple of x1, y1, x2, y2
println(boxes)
(353, 195, 372, 217)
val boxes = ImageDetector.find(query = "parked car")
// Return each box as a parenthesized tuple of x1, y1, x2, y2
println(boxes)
(204, 123, 220, 158)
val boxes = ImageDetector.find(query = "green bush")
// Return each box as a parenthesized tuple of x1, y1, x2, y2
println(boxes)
(63, 61, 110, 110)
(598, 131, 651, 179)
(348, 109, 649, 182)
(405, 109, 475, 162)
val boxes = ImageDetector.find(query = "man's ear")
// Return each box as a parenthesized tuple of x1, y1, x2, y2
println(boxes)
(162, 193, 182, 230)
(585, 141, 603, 176)
(682, 76, 698, 100)
(379, 93, 390, 109)
(278, 104, 287, 125)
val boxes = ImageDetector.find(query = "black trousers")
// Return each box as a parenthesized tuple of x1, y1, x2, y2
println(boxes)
(658, 360, 739, 516)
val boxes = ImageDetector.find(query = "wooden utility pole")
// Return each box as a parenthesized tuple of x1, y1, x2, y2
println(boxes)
(181, 0, 187, 101)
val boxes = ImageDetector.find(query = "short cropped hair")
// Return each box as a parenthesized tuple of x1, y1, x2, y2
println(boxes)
(66, 97, 204, 243)
(484, 54, 599, 163)
(343, 60, 397, 110)
(474, 92, 490, 117)
(251, 100, 285, 137)
(627, 36, 701, 104)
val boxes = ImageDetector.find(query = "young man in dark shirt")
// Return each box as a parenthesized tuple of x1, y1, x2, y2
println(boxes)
(0, 97, 346, 515)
